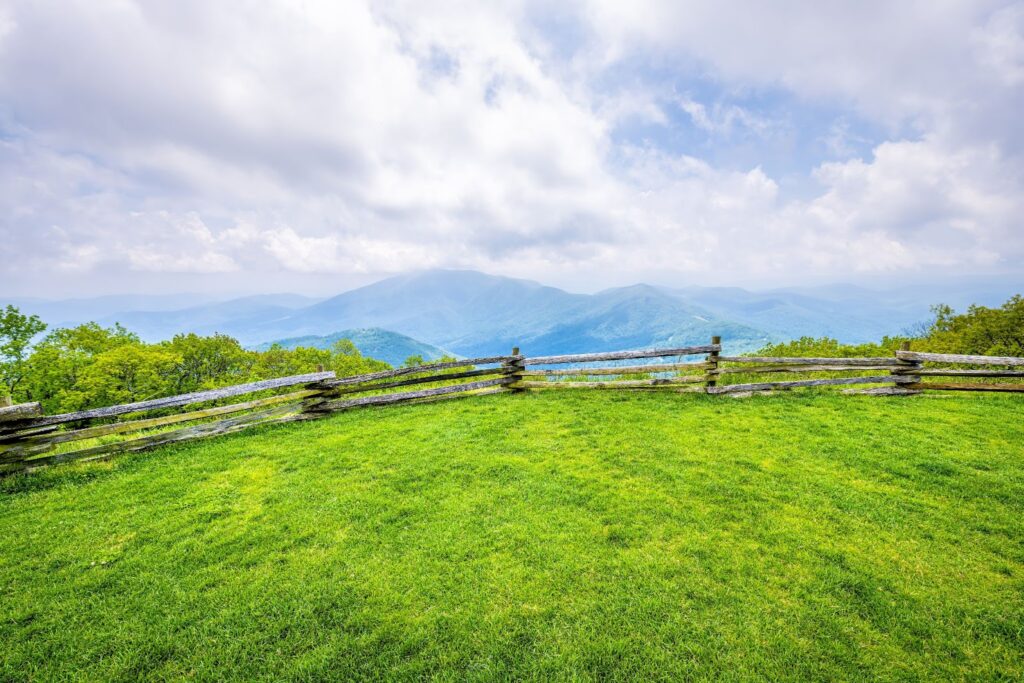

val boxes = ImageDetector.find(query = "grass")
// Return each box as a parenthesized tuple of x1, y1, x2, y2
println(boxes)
(1, 390, 1022, 681)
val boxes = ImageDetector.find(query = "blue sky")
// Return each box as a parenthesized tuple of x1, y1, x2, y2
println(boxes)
(0, 1, 1022, 296)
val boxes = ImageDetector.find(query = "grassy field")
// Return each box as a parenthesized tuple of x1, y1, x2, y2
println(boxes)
(1, 391, 1022, 681)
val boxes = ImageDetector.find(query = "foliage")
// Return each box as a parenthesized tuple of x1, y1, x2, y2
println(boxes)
(922, 295, 1024, 356)
(1, 391, 1021, 680)
(77, 344, 181, 406)
(163, 333, 253, 393)
(0, 305, 46, 398)
(753, 335, 908, 358)
(402, 354, 426, 368)
(22, 323, 140, 411)
(750, 293, 1023, 359)
(1, 306, 393, 413)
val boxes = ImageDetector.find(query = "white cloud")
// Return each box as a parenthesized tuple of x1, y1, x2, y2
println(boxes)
(973, 4, 1024, 86)
(676, 97, 775, 138)
(0, 0, 1020, 295)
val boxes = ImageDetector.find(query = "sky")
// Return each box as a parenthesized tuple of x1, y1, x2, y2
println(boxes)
(1, 0, 1023, 297)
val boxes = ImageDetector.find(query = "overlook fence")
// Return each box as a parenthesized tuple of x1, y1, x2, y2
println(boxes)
(1, 338, 1021, 475)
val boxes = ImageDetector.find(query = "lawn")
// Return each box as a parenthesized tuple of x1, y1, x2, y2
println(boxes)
(1, 391, 1022, 681)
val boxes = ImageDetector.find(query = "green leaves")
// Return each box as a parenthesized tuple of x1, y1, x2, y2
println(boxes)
(0, 305, 46, 398)
(0, 306, 395, 414)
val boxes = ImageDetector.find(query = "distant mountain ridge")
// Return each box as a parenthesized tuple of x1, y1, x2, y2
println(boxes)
(7, 270, 1020, 357)
(254, 328, 449, 367)
(235, 271, 771, 355)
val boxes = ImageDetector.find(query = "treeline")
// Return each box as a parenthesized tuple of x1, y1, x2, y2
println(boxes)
(0, 308, 441, 414)
(2, 294, 1021, 410)
(756, 295, 1023, 359)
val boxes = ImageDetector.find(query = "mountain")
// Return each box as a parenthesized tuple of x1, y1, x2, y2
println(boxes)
(253, 328, 449, 367)
(665, 279, 1022, 343)
(238, 271, 771, 355)
(10, 270, 1018, 355)
(92, 294, 323, 343)
(6, 293, 221, 328)
(664, 285, 902, 342)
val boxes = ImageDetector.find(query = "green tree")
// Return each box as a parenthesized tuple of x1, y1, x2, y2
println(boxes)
(328, 339, 389, 377)
(921, 296, 1024, 356)
(22, 322, 139, 411)
(163, 333, 254, 393)
(78, 345, 180, 406)
(0, 305, 47, 401)
(753, 335, 909, 359)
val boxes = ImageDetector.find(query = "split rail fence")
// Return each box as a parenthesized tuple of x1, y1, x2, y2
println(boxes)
(1, 339, 1021, 475)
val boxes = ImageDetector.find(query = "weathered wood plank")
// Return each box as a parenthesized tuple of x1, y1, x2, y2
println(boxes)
(0, 371, 336, 431)
(325, 368, 507, 396)
(891, 368, 1024, 377)
(0, 442, 57, 463)
(0, 402, 42, 423)
(0, 389, 323, 459)
(708, 375, 897, 394)
(7, 402, 308, 473)
(717, 364, 898, 374)
(513, 376, 706, 390)
(291, 386, 512, 426)
(705, 335, 722, 389)
(321, 356, 515, 387)
(504, 346, 526, 393)
(523, 346, 718, 366)
(896, 350, 1024, 366)
(521, 362, 711, 377)
(906, 381, 1024, 392)
(718, 356, 902, 366)
(312, 377, 514, 413)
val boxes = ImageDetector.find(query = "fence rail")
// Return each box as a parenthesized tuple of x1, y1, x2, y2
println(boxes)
(1, 339, 1021, 476)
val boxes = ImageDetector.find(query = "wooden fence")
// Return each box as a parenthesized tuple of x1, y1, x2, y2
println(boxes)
(1, 340, 1021, 475)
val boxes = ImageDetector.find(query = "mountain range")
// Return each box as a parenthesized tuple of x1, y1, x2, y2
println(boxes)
(7, 270, 1020, 361)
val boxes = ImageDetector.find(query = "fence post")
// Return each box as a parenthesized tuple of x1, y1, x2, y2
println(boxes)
(0, 396, 10, 408)
(505, 346, 525, 392)
(705, 336, 721, 393)
(892, 340, 922, 392)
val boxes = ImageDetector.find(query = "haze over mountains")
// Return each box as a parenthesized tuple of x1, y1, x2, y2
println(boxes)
(7, 270, 1021, 361)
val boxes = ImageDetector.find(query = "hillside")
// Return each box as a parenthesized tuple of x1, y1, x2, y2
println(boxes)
(243, 271, 771, 354)
(2, 391, 1021, 680)
(253, 328, 449, 366)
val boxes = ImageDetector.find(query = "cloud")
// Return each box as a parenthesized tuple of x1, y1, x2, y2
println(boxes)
(676, 97, 775, 138)
(0, 0, 1021, 295)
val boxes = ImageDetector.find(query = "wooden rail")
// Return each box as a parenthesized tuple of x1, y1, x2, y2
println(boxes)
(0, 371, 336, 433)
(1, 340, 1020, 476)
(895, 350, 1024, 366)
(523, 345, 716, 366)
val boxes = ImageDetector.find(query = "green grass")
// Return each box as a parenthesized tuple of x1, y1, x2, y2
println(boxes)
(1, 391, 1022, 681)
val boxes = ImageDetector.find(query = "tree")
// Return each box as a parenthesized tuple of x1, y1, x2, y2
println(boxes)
(78, 345, 180, 406)
(163, 333, 254, 392)
(402, 354, 425, 368)
(921, 296, 1024, 356)
(0, 305, 46, 400)
(22, 322, 140, 411)
(328, 339, 389, 377)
